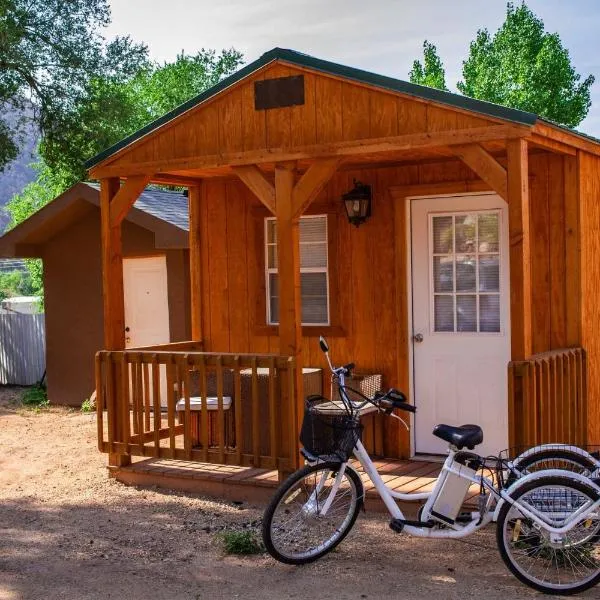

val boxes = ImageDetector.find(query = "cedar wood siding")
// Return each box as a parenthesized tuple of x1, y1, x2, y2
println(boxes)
(579, 151, 600, 445)
(195, 151, 572, 458)
(42, 209, 190, 407)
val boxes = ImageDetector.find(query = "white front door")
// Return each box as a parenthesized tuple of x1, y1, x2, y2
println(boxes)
(123, 256, 170, 407)
(123, 256, 170, 348)
(411, 194, 510, 456)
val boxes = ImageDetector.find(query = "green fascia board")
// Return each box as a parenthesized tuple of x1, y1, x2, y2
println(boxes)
(86, 47, 544, 170)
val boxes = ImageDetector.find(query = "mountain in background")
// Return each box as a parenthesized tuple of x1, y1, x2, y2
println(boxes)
(0, 107, 39, 233)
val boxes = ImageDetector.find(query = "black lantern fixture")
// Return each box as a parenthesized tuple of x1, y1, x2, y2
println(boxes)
(342, 179, 371, 227)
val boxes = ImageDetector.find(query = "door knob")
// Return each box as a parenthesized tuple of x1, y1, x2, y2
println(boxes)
(413, 333, 424, 343)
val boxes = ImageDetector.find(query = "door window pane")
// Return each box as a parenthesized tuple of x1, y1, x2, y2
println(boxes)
(429, 210, 502, 334)
(478, 213, 499, 253)
(433, 216, 453, 254)
(434, 295, 454, 332)
(456, 255, 476, 292)
(456, 295, 477, 332)
(479, 256, 499, 292)
(480, 295, 500, 332)
(433, 257, 453, 293)
(455, 215, 477, 253)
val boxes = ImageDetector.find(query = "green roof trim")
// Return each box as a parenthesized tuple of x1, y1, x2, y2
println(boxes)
(86, 47, 593, 171)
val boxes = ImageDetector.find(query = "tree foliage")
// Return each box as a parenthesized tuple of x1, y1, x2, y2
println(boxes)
(39, 48, 243, 181)
(457, 2, 594, 127)
(409, 40, 448, 91)
(0, 0, 148, 172)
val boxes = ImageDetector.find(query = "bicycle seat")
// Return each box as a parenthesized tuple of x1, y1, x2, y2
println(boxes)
(432, 424, 483, 450)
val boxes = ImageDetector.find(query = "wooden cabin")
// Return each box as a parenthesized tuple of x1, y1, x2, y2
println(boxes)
(89, 48, 600, 488)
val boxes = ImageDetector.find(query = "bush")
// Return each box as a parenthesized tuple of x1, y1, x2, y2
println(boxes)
(21, 384, 49, 409)
(81, 397, 94, 413)
(219, 530, 263, 555)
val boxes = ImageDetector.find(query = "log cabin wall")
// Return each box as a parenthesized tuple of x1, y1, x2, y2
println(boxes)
(195, 150, 571, 458)
(579, 151, 600, 444)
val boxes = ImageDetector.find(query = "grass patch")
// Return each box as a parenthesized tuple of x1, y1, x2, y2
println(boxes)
(81, 397, 94, 413)
(21, 384, 48, 410)
(219, 530, 263, 555)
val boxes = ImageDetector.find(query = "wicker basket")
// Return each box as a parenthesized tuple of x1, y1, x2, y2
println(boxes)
(331, 372, 382, 404)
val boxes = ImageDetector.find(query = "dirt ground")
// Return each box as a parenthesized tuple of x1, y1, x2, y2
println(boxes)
(0, 387, 594, 600)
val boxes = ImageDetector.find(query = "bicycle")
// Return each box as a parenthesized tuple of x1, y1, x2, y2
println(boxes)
(262, 336, 600, 595)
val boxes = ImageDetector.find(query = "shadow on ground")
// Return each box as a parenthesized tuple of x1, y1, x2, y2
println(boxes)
(0, 491, 577, 600)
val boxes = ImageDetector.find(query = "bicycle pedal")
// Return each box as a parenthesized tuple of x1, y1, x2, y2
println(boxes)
(389, 519, 404, 533)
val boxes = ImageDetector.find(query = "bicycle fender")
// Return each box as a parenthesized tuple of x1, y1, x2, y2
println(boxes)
(493, 469, 600, 522)
(514, 444, 597, 464)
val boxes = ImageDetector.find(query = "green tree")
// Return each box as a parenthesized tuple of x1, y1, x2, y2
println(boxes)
(0, 269, 34, 300)
(0, 0, 149, 172)
(457, 2, 594, 127)
(39, 48, 243, 181)
(409, 40, 448, 91)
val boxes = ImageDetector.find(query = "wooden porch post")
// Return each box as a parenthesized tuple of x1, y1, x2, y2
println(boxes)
(100, 177, 129, 467)
(100, 175, 151, 467)
(275, 162, 303, 471)
(100, 177, 126, 351)
(188, 184, 203, 342)
(507, 138, 533, 361)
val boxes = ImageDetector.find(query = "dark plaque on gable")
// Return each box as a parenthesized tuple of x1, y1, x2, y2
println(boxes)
(254, 75, 305, 110)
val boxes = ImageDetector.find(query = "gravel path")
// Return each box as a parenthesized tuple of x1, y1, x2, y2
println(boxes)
(0, 386, 592, 599)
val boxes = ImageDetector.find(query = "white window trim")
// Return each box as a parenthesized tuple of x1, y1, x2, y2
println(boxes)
(265, 214, 331, 326)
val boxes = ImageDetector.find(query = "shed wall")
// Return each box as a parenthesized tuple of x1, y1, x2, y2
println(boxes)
(42, 210, 190, 406)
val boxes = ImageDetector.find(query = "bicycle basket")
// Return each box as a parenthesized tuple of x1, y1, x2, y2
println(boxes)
(299, 395, 363, 461)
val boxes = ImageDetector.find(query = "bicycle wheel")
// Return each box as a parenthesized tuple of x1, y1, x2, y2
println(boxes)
(262, 461, 363, 565)
(496, 474, 600, 595)
(507, 448, 596, 487)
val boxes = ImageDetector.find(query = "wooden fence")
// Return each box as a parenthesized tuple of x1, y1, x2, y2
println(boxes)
(508, 348, 586, 448)
(96, 343, 298, 474)
(0, 313, 45, 385)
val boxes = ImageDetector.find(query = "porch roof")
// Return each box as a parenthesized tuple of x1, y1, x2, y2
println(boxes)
(85, 47, 600, 173)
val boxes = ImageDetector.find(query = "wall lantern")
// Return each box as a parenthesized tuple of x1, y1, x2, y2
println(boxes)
(342, 179, 371, 227)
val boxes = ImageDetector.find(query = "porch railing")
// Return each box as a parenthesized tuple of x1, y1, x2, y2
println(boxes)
(95, 342, 298, 473)
(508, 347, 586, 448)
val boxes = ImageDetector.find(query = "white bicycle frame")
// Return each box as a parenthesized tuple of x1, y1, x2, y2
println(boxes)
(314, 342, 600, 540)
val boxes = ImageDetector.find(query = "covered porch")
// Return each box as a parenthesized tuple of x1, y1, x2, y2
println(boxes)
(91, 48, 594, 488)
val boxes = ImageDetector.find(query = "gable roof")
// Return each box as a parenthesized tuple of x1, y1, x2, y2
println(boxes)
(86, 47, 546, 170)
(0, 183, 189, 258)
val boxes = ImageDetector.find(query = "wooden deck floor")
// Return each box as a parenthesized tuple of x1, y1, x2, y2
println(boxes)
(111, 456, 474, 511)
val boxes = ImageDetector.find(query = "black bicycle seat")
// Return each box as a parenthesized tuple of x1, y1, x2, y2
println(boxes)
(432, 424, 483, 450)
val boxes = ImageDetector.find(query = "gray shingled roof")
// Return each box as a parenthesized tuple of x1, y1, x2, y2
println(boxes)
(86, 183, 189, 231)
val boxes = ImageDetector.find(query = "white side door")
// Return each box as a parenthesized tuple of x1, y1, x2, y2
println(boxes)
(123, 256, 170, 406)
(411, 194, 510, 456)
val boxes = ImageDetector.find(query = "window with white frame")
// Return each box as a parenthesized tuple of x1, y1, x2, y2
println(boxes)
(265, 215, 330, 326)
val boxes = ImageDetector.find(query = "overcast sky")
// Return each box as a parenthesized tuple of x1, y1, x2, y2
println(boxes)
(106, 0, 600, 136)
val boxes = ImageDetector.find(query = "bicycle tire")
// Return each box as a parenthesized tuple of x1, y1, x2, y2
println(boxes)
(496, 474, 600, 595)
(262, 461, 363, 565)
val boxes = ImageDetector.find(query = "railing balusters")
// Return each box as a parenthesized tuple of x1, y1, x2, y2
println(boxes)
(508, 347, 587, 447)
(251, 357, 260, 466)
(216, 356, 225, 464)
(95, 353, 104, 452)
(234, 357, 242, 464)
(151, 354, 161, 458)
(268, 357, 277, 463)
(143, 362, 151, 432)
(166, 356, 176, 455)
(199, 355, 208, 462)
(95, 348, 297, 476)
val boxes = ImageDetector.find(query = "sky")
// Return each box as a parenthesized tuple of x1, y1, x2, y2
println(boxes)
(105, 0, 600, 136)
